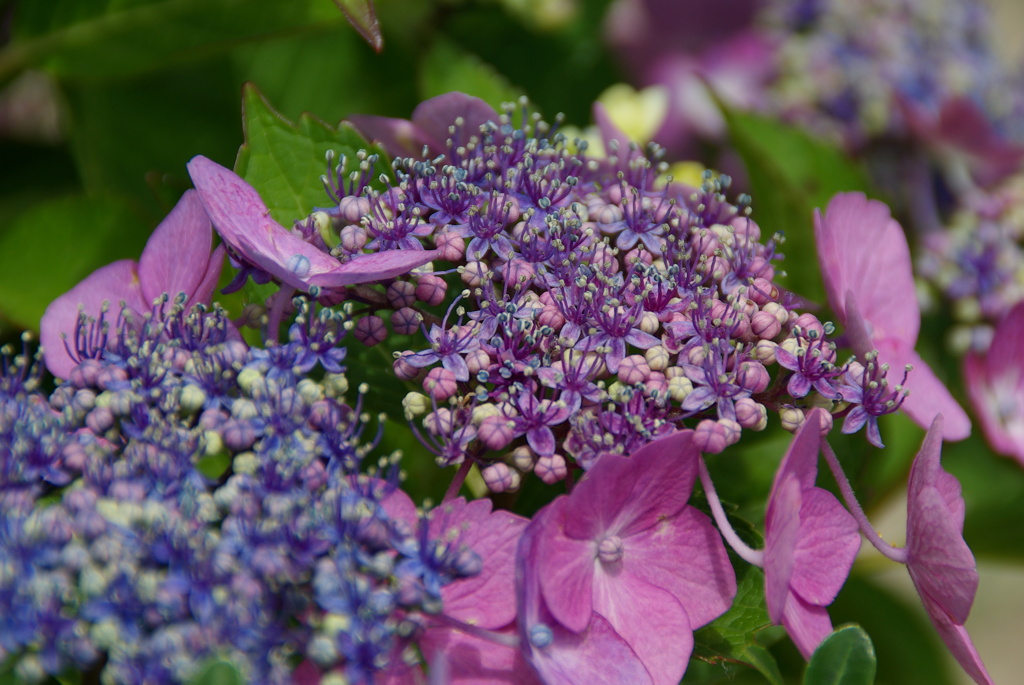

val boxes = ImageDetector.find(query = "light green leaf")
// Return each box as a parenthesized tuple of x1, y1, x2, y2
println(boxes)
(419, 38, 525, 113)
(237, 84, 390, 225)
(187, 659, 244, 685)
(0, 194, 149, 330)
(804, 625, 876, 685)
(692, 564, 784, 685)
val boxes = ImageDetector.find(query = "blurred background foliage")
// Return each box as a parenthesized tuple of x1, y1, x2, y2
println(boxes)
(0, 1, 1021, 683)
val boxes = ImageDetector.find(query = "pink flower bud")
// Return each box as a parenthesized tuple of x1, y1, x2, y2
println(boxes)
(482, 462, 519, 493)
(386, 280, 417, 309)
(748, 277, 779, 306)
(751, 311, 782, 340)
(354, 315, 387, 346)
(694, 419, 729, 454)
(737, 361, 770, 393)
(618, 355, 651, 385)
(479, 414, 515, 451)
(393, 353, 421, 381)
(390, 307, 421, 336)
(415, 274, 447, 306)
(535, 453, 567, 484)
(423, 367, 459, 401)
(339, 224, 368, 252)
(792, 312, 825, 339)
(735, 398, 767, 430)
(338, 195, 370, 224)
(537, 306, 565, 331)
(434, 230, 466, 262)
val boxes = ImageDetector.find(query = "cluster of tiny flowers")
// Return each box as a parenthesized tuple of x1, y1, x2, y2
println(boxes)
(918, 172, 1024, 352)
(279, 100, 907, 492)
(763, 0, 1024, 145)
(0, 300, 479, 684)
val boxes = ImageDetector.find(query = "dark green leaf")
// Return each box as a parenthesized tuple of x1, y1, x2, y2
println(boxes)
(0, 194, 149, 330)
(804, 625, 876, 685)
(3, 0, 338, 82)
(187, 659, 244, 685)
(419, 38, 525, 112)
(830, 577, 953, 685)
(723, 109, 871, 305)
(237, 84, 390, 225)
(692, 564, 784, 685)
(61, 59, 241, 221)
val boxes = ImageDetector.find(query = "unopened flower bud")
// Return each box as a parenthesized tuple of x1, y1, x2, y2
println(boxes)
(779, 406, 805, 433)
(735, 398, 768, 431)
(482, 463, 520, 493)
(535, 454, 567, 484)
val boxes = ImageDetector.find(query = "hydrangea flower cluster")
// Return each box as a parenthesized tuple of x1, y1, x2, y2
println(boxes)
(6, 242, 501, 683)
(764, 0, 1024, 150)
(919, 172, 1024, 352)
(185, 92, 939, 494)
(13, 91, 997, 685)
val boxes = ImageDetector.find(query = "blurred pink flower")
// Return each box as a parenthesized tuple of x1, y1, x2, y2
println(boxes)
(764, 409, 860, 659)
(814, 192, 970, 440)
(40, 189, 224, 379)
(905, 416, 993, 685)
(964, 302, 1024, 464)
(519, 430, 735, 684)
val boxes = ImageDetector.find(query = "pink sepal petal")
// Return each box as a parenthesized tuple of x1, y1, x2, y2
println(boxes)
(964, 303, 1024, 462)
(430, 499, 528, 629)
(873, 337, 971, 441)
(306, 249, 440, 288)
(621, 506, 736, 628)
(563, 431, 697, 541)
(138, 189, 214, 304)
(192, 244, 227, 307)
(528, 613, 654, 685)
(420, 625, 539, 685)
(411, 93, 499, 151)
(592, 573, 693, 685)
(187, 155, 347, 292)
(782, 593, 834, 661)
(814, 192, 918, 343)
(346, 114, 434, 159)
(918, 599, 995, 685)
(846, 291, 970, 441)
(907, 484, 977, 625)
(536, 499, 596, 633)
(40, 260, 147, 379)
(790, 488, 861, 606)
(764, 472, 800, 625)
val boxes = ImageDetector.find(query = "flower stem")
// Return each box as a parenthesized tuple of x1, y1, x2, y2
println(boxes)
(443, 460, 473, 503)
(820, 438, 908, 564)
(698, 456, 764, 567)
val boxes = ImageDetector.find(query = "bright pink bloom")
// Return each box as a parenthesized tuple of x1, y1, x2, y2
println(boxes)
(764, 409, 860, 659)
(39, 190, 224, 379)
(964, 303, 1024, 465)
(520, 431, 736, 685)
(383, 492, 533, 684)
(905, 415, 993, 685)
(814, 192, 970, 440)
(187, 156, 437, 292)
(348, 93, 499, 159)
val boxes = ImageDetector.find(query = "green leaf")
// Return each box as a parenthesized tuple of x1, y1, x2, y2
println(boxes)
(333, 0, 383, 52)
(723, 109, 871, 305)
(804, 625, 876, 685)
(61, 59, 241, 221)
(692, 564, 784, 685)
(3, 0, 339, 83)
(237, 84, 390, 225)
(187, 659, 244, 685)
(0, 194, 149, 330)
(419, 38, 525, 113)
